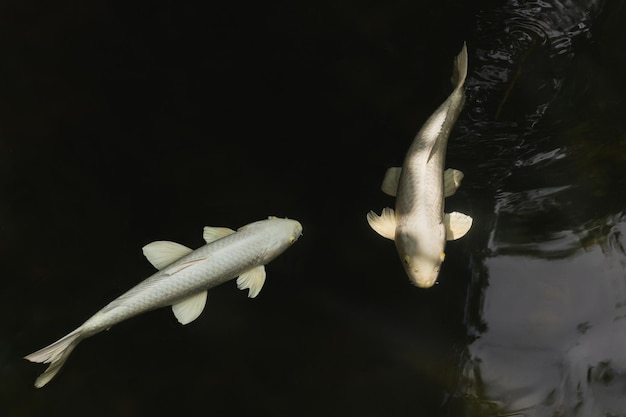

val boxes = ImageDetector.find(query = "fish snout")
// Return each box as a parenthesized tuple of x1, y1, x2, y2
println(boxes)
(293, 221, 303, 239)
(266, 216, 303, 243)
(402, 256, 441, 288)
(287, 220, 303, 244)
(409, 270, 439, 288)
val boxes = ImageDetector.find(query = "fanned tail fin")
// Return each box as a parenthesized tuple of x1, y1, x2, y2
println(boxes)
(451, 42, 468, 89)
(24, 328, 83, 388)
(425, 42, 469, 163)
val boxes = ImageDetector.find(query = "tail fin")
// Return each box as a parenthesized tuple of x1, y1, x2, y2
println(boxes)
(24, 328, 83, 388)
(451, 42, 468, 89)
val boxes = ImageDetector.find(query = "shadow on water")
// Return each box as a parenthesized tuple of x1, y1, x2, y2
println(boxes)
(449, 0, 626, 415)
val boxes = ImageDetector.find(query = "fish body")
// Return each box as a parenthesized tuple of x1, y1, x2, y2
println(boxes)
(367, 44, 473, 288)
(25, 216, 302, 387)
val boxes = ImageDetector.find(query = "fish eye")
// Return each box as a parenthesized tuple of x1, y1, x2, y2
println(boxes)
(288, 236, 296, 244)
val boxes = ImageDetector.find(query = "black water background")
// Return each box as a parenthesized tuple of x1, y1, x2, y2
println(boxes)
(2, 0, 626, 416)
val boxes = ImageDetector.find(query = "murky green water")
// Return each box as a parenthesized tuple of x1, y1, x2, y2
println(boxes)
(2, 0, 625, 416)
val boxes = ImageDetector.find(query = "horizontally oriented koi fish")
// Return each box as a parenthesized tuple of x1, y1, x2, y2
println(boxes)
(25, 216, 302, 387)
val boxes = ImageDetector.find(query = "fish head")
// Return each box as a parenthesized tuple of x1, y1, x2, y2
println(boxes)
(400, 253, 444, 288)
(395, 227, 446, 288)
(241, 216, 303, 261)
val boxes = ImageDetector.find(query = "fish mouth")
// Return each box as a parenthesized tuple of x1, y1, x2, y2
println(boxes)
(292, 221, 303, 241)
(410, 276, 438, 288)
(398, 253, 441, 288)
(404, 266, 440, 288)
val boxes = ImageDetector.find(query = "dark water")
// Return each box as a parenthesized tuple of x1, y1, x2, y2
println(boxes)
(2, 0, 626, 416)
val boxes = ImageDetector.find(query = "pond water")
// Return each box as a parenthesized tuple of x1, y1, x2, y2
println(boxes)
(451, 0, 626, 415)
(2, 0, 625, 416)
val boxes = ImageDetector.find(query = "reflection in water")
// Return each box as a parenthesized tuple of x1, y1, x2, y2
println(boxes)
(463, 232, 626, 415)
(461, 174, 626, 414)
(447, 0, 626, 415)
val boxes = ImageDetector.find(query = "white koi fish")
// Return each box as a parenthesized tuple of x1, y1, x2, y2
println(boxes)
(25, 216, 302, 387)
(367, 43, 473, 288)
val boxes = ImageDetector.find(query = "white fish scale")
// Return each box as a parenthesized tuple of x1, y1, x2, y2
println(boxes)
(81, 227, 274, 334)
(397, 151, 445, 227)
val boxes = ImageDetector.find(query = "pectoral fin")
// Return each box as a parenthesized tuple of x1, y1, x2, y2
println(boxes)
(172, 291, 208, 325)
(381, 167, 402, 197)
(445, 212, 473, 240)
(237, 266, 266, 298)
(366, 208, 397, 240)
(142, 241, 193, 270)
(203, 226, 235, 243)
(444, 168, 464, 197)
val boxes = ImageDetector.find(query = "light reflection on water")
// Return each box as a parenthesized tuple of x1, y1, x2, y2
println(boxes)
(464, 216, 626, 415)
(448, 0, 626, 415)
